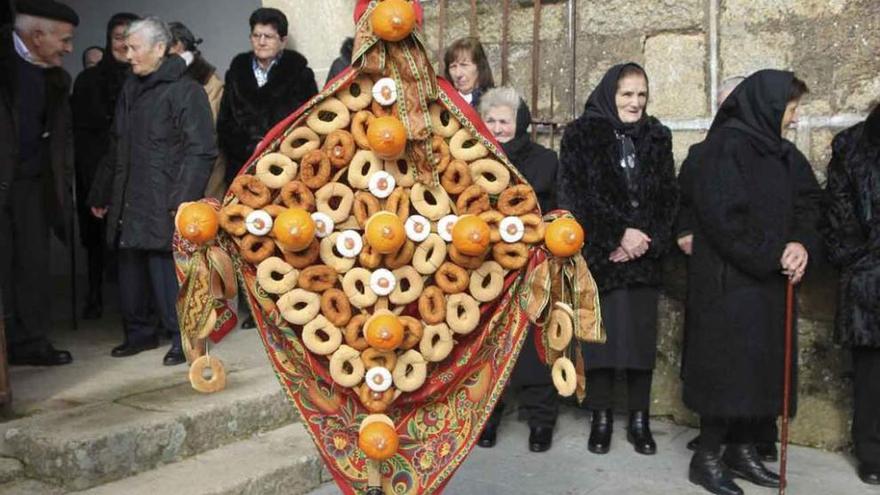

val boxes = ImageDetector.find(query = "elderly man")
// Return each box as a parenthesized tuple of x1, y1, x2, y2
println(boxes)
(0, 0, 78, 366)
(89, 17, 216, 366)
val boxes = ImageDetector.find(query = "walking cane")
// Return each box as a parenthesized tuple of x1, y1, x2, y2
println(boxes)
(779, 280, 795, 494)
(70, 182, 78, 331)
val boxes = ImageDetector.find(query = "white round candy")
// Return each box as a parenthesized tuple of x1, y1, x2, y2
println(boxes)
(370, 268, 397, 296)
(437, 214, 458, 242)
(499, 216, 525, 243)
(405, 215, 431, 242)
(245, 210, 273, 236)
(311, 212, 335, 238)
(365, 366, 393, 392)
(368, 171, 396, 199)
(336, 230, 363, 258)
(372, 77, 398, 106)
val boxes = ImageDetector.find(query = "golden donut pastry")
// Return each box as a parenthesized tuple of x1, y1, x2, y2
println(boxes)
(280, 239, 320, 269)
(189, 355, 226, 393)
(479, 210, 504, 243)
(348, 149, 383, 189)
(393, 349, 427, 393)
(256, 256, 298, 295)
(302, 315, 343, 355)
(429, 102, 461, 138)
(352, 110, 375, 150)
(440, 159, 472, 195)
(384, 239, 415, 270)
(322, 130, 356, 168)
(241, 234, 276, 264)
(281, 126, 321, 160)
(552, 357, 577, 397)
(344, 313, 370, 351)
(547, 308, 574, 351)
(419, 323, 454, 363)
(385, 186, 411, 219)
(321, 288, 352, 327)
(449, 128, 489, 161)
(499, 216, 525, 243)
(300, 150, 332, 190)
(320, 233, 356, 273)
(492, 242, 529, 270)
(280, 181, 316, 211)
(315, 182, 355, 223)
(412, 234, 447, 275)
(520, 213, 545, 244)
(470, 159, 511, 195)
(354, 191, 381, 228)
(220, 204, 253, 237)
(498, 185, 538, 216)
(384, 157, 416, 187)
(446, 293, 480, 335)
(389, 266, 423, 305)
(342, 268, 379, 309)
(455, 185, 491, 215)
(306, 97, 351, 135)
(361, 347, 398, 371)
(418, 285, 446, 324)
(230, 175, 271, 208)
(435, 262, 469, 294)
(399, 316, 424, 350)
(277, 288, 321, 326)
(410, 182, 451, 221)
(358, 383, 394, 413)
(431, 135, 452, 173)
(297, 264, 338, 292)
(256, 152, 297, 189)
(370, 99, 398, 118)
(469, 261, 505, 302)
(329, 345, 365, 388)
(372, 77, 398, 106)
(264, 204, 287, 218)
(339, 75, 374, 111)
(358, 239, 382, 269)
(448, 244, 486, 270)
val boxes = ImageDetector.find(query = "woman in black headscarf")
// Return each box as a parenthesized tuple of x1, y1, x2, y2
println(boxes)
(558, 63, 678, 457)
(821, 103, 880, 485)
(682, 70, 818, 495)
(71, 12, 140, 320)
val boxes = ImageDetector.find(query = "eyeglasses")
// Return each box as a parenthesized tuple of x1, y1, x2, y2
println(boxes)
(250, 33, 280, 42)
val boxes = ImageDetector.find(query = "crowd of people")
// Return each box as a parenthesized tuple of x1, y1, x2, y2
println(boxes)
(1, 0, 878, 492)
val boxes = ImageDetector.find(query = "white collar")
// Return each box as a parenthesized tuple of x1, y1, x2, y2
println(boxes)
(459, 91, 473, 103)
(179, 51, 194, 67)
(12, 30, 48, 67)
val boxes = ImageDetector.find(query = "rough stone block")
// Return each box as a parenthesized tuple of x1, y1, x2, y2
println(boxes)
(0, 458, 22, 485)
(720, 28, 795, 81)
(578, 0, 703, 35)
(722, 0, 848, 23)
(645, 34, 708, 119)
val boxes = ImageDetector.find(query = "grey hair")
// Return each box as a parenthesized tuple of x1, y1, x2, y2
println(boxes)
(126, 16, 172, 49)
(14, 13, 58, 34)
(479, 86, 521, 119)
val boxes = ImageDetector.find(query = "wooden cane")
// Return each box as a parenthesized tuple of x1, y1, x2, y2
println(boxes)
(779, 280, 795, 494)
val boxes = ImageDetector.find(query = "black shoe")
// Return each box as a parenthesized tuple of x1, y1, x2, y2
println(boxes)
(587, 409, 612, 454)
(689, 450, 744, 495)
(627, 410, 657, 455)
(858, 464, 880, 485)
(163, 347, 186, 366)
(9, 344, 73, 366)
(722, 444, 780, 488)
(478, 422, 498, 448)
(687, 435, 700, 451)
(240, 314, 256, 329)
(111, 338, 159, 357)
(528, 426, 553, 453)
(755, 442, 778, 462)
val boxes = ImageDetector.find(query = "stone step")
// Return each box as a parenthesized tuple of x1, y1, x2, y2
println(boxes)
(2, 366, 297, 491)
(74, 424, 325, 495)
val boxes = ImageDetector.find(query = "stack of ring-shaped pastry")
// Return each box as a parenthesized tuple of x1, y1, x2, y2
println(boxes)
(435, 262, 469, 294)
(429, 103, 461, 138)
(359, 384, 394, 413)
(469, 261, 505, 302)
(298, 264, 337, 292)
(339, 75, 373, 111)
(449, 128, 489, 161)
(300, 150, 332, 189)
(448, 244, 486, 270)
(399, 316, 423, 350)
(547, 308, 574, 351)
(354, 192, 381, 227)
(280, 181, 316, 211)
(281, 127, 320, 160)
(498, 185, 538, 216)
(343, 268, 379, 309)
(431, 136, 452, 172)
(470, 159, 511, 195)
(321, 288, 352, 327)
(520, 213, 545, 244)
(392, 349, 427, 392)
(412, 234, 446, 275)
(220, 204, 252, 236)
(384, 157, 415, 187)
(492, 242, 529, 270)
(410, 183, 451, 221)
(348, 150, 383, 189)
(277, 288, 321, 325)
(385, 187, 411, 219)
(281, 239, 320, 269)
(302, 315, 343, 355)
(306, 97, 351, 135)
(315, 182, 354, 223)
(389, 266, 423, 305)
(322, 130, 356, 168)
(418, 286, 446, 324)
(479, 210, 504, 243)
(361, 348, 397, 371)
(351, 110, 374, 149)
(455, 185, 490, 215)
(419, 323, 454, 362)
(241, 234, 275, 264)
(321, 233, 357, 273)
(445, 293, 480, 335)
(330, 344, 365, 387)
(256, 257, 298, 295)
(255, 152, 297, 189)
(440, 159, 472, 195)
(552, 357, 577, 397)
(230, 175, 271, 208)
(344, 314, 369, 351)
(384, 240, 415, 270)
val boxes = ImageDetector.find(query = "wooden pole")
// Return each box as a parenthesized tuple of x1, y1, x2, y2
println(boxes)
(437, 0, 447, 71)
(501, 0, 511, 85)
(531, 0, 543, 141)
(469, 0, 478, 38)
(779, 281, 795, 495)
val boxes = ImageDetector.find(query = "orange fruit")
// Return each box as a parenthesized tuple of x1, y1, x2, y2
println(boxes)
(451, 214, 491, 256)
(365, 313, 404, 351)
(370, 0, 416, 42)
(272, 208, 316, 252)
(367, 116, 407, 160)
(365, 211, 406, 254)
(176, 202, 219, 245)
(358, 421, 399, 461)
(545, 217, 585, 257)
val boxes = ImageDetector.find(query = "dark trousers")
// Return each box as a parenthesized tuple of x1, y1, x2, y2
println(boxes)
(0, 178, 51, 353)
(118, 248, 181, 349)
(585, 368, 653, 411)
(699, 417, 771, 452)
(853, 347, 880, 468)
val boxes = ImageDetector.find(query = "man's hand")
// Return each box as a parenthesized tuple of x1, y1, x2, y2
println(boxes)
(91, 206, 108, 219)
(781, 242, 808, 284)
(677, 234, 693, 256)
(621, 228, 651, 259)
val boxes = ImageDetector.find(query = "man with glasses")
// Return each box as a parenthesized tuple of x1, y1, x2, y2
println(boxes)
(217, 7, 317, 329)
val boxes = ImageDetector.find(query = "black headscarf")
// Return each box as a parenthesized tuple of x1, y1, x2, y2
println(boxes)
(862, 103, 880, 145)
(96, 12, 139, 101)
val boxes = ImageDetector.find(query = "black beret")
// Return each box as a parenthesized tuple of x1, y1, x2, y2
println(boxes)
(16, 0, 79, 26)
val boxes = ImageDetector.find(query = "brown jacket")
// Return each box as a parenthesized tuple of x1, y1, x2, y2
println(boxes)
(185, 55, 226, 200)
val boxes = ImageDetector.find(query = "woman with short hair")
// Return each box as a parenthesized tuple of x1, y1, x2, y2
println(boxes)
(443, 37, 494, 108)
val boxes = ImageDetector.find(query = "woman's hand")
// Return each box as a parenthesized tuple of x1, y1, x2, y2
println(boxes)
(781, 242, 808, 284)
(677, 234, 693, 256)
(609, 247, 631, 263)
(621, 228, 651, 259)
(91, 206, 108, 219)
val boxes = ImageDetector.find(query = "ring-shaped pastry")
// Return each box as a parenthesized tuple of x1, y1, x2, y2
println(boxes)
(547, 308, 574, 351)
(431, 135, 452, 173)
(384, 158, 416, 189)
(311, 212, 335, 238)
(280, 239, 320, 269)
(385, 186, 411, 219)
(519, 213, 545, 244)
(358, 384, 395, 413)
(245, 210, 273, 236)
(419, 323, 454, 363)
(429, 103, 461, 138)
(302, 315, 343, 355)
(392, 350, 427, 392)
(241, 234, 276, 264)
(412, 234, 447, 275)
(189, 355, 226, 393)
(280, 181, 316, 211)
(368, 171, 396, 199)
(469, 261, 505, 302)
(470, 159, 511, 195)
(297, 264, 337, 292)
(390, 266, 423, 305)
(281, 127, 321, 160)
(449, 128, 489, 161)
(342, 268, 379, 309)
(321, 130, 356, 168)
(399, 316, 424, 350)
(256, 152, 297, 189)
(455, 185, 491, 215)
(348, 149, 383, 189)
(344, 314, 369, 351)
(220, 204, 252, 236)
(351, 110, 375, 150)
(446, 293, 480, 335)
(440, 159, 472, 195)
(339, 75, 374, 111)
(277, 288, 321, 325)
(361, 347, 398, 371)
(498, 185, 538, 216)
(335, 230, 363, 258)
(264, 204, 287, 218)
(299, 150, 332, 189)
(448, 244, 485, 270)
(358, 240, 382, 269)
(370, 268, 396, 297)
(411, 183, 451, 221)
(499, 216, 525, 243)
(552, 357, 577, 397)
(384, 239, 415, 270)
(405, 215, 430, 242)
(492, 241, 529, 270)
(306, 97, 351, 135)
(371, 99, 398, 118)
(256, 256, 298, 295)
(354, 191, 381, 227)
(365, 366, 394, 392)
(435, 262, 469, 294)
(321, 233, 356, 273)
(418, 285, 447, 324)
(230, 175, 271, 208)
(479, 210, 504, 243)
(329, 345, 365, 388)
(315, 182, 355, 223)
(321, 288, 353, 327)
(372, 77, 398, 106)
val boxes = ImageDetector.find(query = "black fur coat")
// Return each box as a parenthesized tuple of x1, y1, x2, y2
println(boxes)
(558, 115, 678, 292)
